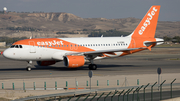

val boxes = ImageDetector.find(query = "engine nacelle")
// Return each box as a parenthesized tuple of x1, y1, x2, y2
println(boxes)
(36, 60, 56, 66)
(64, 55, 85, 68)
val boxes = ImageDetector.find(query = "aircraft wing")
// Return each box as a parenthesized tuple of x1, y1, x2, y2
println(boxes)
(65, 48, 141, 56)
(83, 48, 140, 55)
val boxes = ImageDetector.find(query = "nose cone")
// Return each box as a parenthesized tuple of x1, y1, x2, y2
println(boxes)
(3, 49, 13, 59)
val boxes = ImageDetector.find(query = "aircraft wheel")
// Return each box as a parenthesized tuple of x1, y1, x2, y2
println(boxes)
(88, 64, 97, 70)
(26, 66, 31, 71)
(88, 64, 92, 70)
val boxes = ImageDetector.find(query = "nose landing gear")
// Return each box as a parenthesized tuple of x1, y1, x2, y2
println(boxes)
(26, 61, 33, 71)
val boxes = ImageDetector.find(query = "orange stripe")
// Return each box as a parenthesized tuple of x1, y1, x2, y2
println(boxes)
(13, 38, 95, 52)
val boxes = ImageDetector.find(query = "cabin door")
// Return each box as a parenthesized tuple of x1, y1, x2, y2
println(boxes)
(29, 41, 36, 53)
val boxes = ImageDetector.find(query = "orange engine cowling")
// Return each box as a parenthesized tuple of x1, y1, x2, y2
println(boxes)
(36, 60, 56, 66)
(64, 55, 85, 68)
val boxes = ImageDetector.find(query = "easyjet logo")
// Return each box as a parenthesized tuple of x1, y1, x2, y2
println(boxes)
(37, 40, 63, 46)
(139, 7, 158, 35)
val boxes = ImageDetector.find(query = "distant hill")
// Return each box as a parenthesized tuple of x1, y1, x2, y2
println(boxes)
(0, 12, 179, 38)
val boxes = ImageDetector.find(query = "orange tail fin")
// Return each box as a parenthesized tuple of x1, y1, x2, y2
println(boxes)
(129, 5, 161, 38)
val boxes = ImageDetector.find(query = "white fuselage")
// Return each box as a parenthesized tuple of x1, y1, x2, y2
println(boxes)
(3, 37, 132, 61)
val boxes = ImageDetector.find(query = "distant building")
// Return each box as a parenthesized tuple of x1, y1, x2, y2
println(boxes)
(0, 42, 6, 47)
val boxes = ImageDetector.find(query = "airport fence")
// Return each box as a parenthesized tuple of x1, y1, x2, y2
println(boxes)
(0, 77, 144, 91)
(12, 79, 180, 101)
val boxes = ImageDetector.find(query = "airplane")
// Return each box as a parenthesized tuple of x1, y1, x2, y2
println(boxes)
(2, 5, 164, 71)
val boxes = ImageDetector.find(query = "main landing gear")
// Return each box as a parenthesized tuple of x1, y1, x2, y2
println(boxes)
(88, 64, 97, 70)
(26, 61, 33, 71)
(88, 59, 97, 70)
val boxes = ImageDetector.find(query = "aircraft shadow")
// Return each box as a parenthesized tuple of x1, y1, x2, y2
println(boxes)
(0, 64, 135, 71)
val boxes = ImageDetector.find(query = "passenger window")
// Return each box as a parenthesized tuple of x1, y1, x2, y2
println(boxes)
(67, 45, 68, 47)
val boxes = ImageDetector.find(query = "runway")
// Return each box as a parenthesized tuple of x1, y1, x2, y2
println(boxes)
(0, 53, 180, 80)
(1, 50, 180, 100)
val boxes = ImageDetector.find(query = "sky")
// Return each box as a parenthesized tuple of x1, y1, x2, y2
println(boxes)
(0, 0, 180, 21)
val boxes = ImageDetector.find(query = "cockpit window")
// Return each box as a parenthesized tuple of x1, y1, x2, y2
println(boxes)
(10, 45, 15, 48)
(10, 45, 23, 48)
(19, 45, 22, 48)
(15, 45, 19, 48)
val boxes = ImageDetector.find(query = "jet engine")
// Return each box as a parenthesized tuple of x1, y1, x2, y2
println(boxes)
(36, 60, 56, 66)
(64, 55, 85, 68)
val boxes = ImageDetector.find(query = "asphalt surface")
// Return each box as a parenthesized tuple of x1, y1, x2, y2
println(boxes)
(0, 53, 180, 80)
(1, 49, 180, 100)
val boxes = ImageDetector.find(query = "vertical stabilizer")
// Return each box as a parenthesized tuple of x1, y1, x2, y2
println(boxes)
(129, 5, 160, 38)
